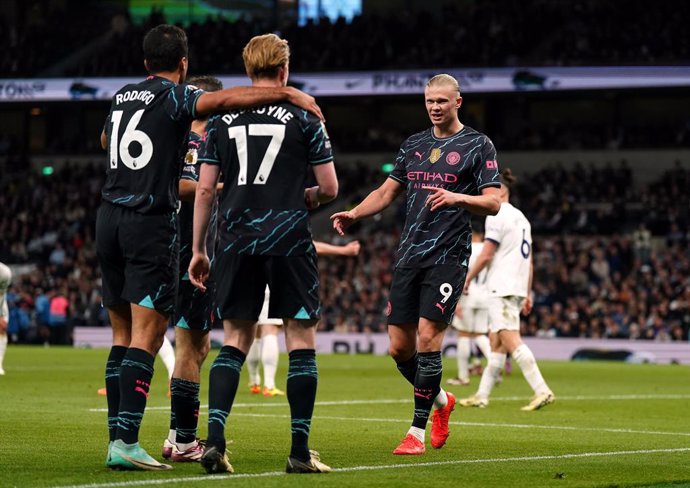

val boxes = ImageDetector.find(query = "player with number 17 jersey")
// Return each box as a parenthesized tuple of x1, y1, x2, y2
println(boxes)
(199, 104, 333, 320)
(97, 76, 204, 313)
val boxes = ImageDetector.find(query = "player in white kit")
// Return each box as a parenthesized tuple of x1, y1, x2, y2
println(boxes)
(447, 231, 492, 386)
(459, 169, 554, 411)
(0, 262, 12, 375)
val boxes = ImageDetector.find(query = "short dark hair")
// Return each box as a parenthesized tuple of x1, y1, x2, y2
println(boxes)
(187, 75, 223, 92)
(143, 24, 188, 73)
(500, 168, 517, 189)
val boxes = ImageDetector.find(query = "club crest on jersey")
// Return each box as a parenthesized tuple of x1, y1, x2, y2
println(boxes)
(446, 151, 461, 166)
(430, 148, 442, 164)
(185, 148, 198, 165)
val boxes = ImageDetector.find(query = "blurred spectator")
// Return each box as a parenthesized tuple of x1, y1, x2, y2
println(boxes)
(48, 287, 70, 345)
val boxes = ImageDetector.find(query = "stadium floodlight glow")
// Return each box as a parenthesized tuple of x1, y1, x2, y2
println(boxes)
(381, 163, 395, 173)
(42, 165, 54, 176)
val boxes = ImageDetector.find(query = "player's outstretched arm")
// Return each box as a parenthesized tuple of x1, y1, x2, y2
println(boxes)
(314, 240, 361, 257)
(330, 178, 403, 235)
(195, 86, 323, 120)
(423, 186, 500, 215)
(180, 180, 224, 202)
(463, 240, 497, 294)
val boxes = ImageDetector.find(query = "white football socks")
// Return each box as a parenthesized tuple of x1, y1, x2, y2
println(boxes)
(473, 334, 492, 361)
(246, 339, 262, 386)
(433, 388, 448, 409)
(261, 333, 279, 390)
(407, 426, 425, 443)
(0, 333, 6, 374)
(476, 352, 506, 400)
(457, 336, 471, 382)
(513, 344, 550, 395)
(158, 335, 175, 380)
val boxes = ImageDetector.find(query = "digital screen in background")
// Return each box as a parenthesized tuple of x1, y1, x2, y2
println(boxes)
(298, 0, 362, 25)
(128, 0, 245, 25)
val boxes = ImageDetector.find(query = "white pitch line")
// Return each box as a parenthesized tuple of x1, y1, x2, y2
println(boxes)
(229, 412, 690, 438)
(86, 393, 690, 413)
(49, 447, 690, 488)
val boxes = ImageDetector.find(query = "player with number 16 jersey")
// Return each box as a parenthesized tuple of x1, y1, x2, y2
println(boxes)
(98, 75, 204, 313)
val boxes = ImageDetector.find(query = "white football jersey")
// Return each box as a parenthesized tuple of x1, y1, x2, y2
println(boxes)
(0, 262, 11, 319)
(463, 242, 489, 308)
(484, 202, 532, 298)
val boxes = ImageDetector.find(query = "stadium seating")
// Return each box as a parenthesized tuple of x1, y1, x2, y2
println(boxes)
(1, 0, 687, 78)
(2, 160, 687, 342)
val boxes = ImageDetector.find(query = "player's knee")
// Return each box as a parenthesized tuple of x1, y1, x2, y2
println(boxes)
(416, 329, 442, 352)
(513, 344, 535, 367)
(389, 343, 415, 362)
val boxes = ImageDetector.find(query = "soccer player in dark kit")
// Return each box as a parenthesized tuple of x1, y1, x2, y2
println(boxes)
(331, 74, 501, 455)
(188, 33, 337, 474)
(97, 24, 324, 471)
(161, 75, 223, 464)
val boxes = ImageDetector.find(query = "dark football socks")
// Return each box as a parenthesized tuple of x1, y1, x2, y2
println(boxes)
(170, 378, 201, 444)
(287, 349, 318, 462)
(115, 347, 155, 445)
(396, 351, 419, 386)
(105, 345, 127, 442)
(412, 352, 443, 429)
(206, 346, 246, 452)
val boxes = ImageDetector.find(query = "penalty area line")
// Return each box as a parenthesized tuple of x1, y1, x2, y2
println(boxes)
(49, 447, 690, 488)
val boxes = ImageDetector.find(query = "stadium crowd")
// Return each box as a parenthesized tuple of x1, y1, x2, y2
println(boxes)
(1, 0, 687, 78)
(1, 159, 688, 343)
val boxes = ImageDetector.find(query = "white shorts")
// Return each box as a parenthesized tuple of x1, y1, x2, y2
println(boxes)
(487, 296, 524, 332)
(452, 307, 489, 334)
(258, 286, 282, 325)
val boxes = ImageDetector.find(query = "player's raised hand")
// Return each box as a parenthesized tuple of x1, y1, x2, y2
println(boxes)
(286, 87, 324, 121)
(422, 185, 462, 211)
(330, 210, 356, 236)
(344, 240, 361, 256)
(188, 253, 210, 292)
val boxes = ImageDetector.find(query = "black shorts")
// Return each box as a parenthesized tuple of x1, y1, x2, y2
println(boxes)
(96, 202, 179, 314)
(386, 265, 467, 325)
(173, 278, 216, 332)
(213, 251, 320, 322)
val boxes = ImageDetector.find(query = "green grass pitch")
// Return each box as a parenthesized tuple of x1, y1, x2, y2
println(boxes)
(2, 345, 690, 488)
